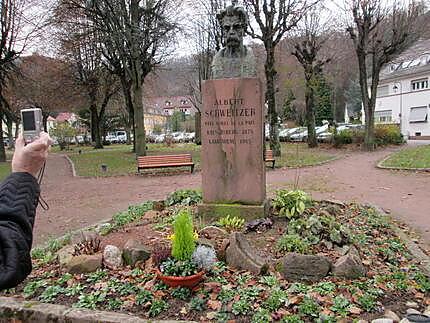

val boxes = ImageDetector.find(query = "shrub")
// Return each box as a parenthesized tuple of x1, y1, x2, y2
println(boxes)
(217, 215, 245, 232)
(333, 129, 353, 147)
(273, 189, 311, 219)
(276, 234, 310, 254)
(375, 124, 404, 146)
(172, 209, 195, 261)
(166, 189, 202, 206)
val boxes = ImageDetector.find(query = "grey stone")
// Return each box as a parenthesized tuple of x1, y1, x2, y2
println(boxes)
(279, 253, 331, 282)
(57, 245, 75, 267)
(225, 232, 268, 275)
(66, 254, 103, 274)
(372, 319, 394, 323)
(103, 245, 123, 269)
(332, 246, 366, 279)
(122, 239, 150, 267)
(0, 296, 197, 322)
(406, 308, 421, 315)
(199, 226, 228, 240)
(384, 310, 401, 322)
(406, 301, 419, 309)
(71, 230, 101, 245)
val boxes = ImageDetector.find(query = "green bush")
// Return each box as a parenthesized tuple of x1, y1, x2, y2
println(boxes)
(375, 124, 404, 146)
(273, 189, 311, 219)
(166, 189, 202, 206)
(217, 215, 245, 232)
(172, 209, 195, 261)
(333, 129, 353, 147)
(276, 234, 311, 254)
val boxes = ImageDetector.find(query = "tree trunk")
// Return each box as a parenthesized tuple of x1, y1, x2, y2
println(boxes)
(120, 76, 135, 151)
(265, 47, 281, 156)
(195, 111, 202, 145)
(6, 117, 14, 150)
(90, 104, 103, 149)
(305, 74, 317, 148)
(0, 110, 6, 162)
(133, 81, 146, 156)
(364, 103, 375, 150)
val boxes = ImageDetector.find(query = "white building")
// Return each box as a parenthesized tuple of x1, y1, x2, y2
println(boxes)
(374, 39, 430, 139)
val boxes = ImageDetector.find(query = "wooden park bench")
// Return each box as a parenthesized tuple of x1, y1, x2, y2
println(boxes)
(137, 154, 195, 173)
(265, 150, 276, 169)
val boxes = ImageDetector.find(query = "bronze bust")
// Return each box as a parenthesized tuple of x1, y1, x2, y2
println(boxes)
(211, 3, 257, 79)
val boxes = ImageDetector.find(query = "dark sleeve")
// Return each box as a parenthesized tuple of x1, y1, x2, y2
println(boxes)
(0, 172, 40, 290)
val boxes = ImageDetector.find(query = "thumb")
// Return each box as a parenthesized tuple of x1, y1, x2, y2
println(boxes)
(15, 134, 25, 151)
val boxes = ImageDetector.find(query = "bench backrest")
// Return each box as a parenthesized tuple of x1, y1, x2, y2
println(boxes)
(138, 154, 193, 166)
(265, 150, 274, 160)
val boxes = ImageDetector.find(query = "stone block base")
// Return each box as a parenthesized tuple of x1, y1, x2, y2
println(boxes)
(197, 201, 269, 222)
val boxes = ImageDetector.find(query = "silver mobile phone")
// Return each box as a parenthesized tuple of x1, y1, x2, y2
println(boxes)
(21, 108, 43, 143)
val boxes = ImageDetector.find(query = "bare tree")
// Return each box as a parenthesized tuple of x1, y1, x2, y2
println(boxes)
(0, 0, 49, 161)
(292, 6, 330, 147)
(54, 4, 119, 149)
(78, 0, 181, 156)
(244, 0, 317, 156)
(346, 0, 425, 150)
(186, 0, 224, 145)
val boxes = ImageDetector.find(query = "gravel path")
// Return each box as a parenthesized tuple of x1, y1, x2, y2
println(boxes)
(34, 146, 430, 246)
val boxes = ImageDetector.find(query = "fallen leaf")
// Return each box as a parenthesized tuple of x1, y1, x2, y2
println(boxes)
(349, 306, 362, 315)
(288, 296, 302, 306)
(206, 311, 217, 320)
(180, 307, 188, 315)
(207, 300, 222, 311)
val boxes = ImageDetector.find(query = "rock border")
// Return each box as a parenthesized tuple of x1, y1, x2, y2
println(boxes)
(376, 154, 430, 172)
(62, 154, 78, 177)
(0, 296, 195, 323)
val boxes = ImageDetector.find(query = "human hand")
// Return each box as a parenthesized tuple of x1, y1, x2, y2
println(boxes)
(12, 132, 53, 178)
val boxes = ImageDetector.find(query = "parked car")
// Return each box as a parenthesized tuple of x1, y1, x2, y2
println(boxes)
(154, 134, 166, 143)
(116, 131, 127, 143)
(290, 124, 329, 142)
(279, 127, 306, 142)
(184, 132, 195, 143)
(106, 134, 118, 144)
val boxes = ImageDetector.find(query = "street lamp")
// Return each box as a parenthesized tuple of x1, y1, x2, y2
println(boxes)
(393, 82, 403, 137)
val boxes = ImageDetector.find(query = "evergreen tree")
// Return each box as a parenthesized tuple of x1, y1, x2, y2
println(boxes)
(314, 74, 333, 126)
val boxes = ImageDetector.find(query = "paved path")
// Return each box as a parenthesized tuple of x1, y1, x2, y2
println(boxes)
(34, 146, 430, 246)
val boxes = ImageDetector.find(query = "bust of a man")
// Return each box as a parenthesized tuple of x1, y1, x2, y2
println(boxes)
(211, 3, 257, 79)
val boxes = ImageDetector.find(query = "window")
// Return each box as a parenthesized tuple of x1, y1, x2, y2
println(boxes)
(376, 85, 389, 97)
(180, 99, 188, 105)
(409, 106, 428, 123)
(165, 100, 172, 106)
(375, 110, 392, 124)
(411, 78, 429, 91)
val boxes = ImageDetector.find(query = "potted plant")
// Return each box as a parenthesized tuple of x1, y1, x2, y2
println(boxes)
(156, 208, 215, 288)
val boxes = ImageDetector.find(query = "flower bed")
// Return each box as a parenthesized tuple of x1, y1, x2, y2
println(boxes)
(1, 189, 429, 322)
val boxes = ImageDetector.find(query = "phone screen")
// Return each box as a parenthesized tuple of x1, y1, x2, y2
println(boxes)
(22, 111, 36, 131)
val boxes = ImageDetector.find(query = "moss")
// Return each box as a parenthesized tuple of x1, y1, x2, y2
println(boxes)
(197, 203, 267, 224)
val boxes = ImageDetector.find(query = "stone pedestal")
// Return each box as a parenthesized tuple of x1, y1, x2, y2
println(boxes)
(199, 78, 266, 219)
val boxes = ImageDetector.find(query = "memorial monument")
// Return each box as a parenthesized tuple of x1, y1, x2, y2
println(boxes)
(198, 1, 267, 220)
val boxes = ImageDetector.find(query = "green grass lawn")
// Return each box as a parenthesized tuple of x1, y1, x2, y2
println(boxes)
(278, 143, 337, 167)
(382, 144, 430, 169)
(63, 142, 337, 177)
(0, 162, 11, 181)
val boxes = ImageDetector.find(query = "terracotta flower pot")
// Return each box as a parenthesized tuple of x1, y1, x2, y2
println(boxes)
(156, 269, 204, 288)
